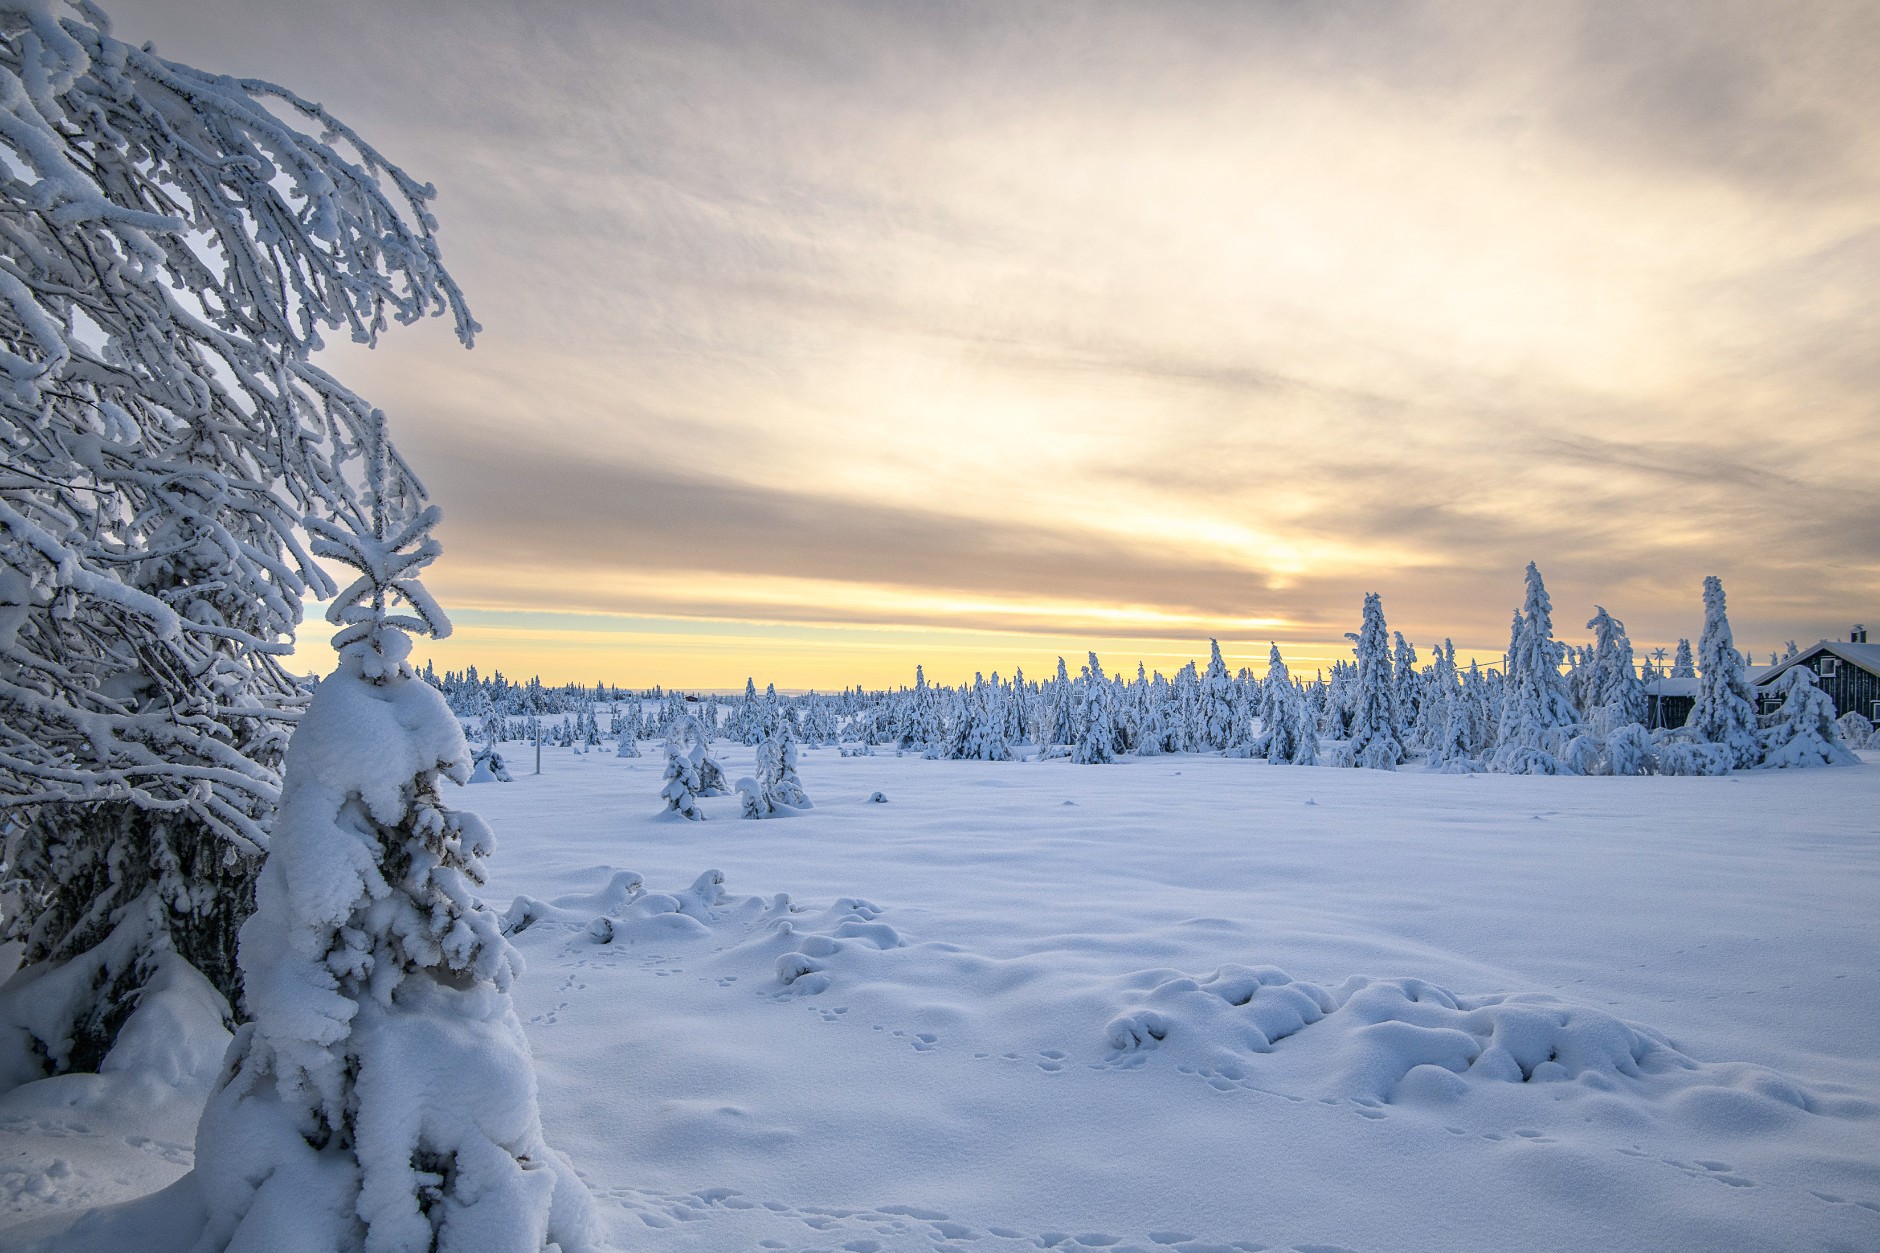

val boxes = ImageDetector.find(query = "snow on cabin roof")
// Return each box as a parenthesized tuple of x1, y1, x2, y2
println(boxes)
(1752, 640, 1880, 688)
(1644, 677, 1700, 697)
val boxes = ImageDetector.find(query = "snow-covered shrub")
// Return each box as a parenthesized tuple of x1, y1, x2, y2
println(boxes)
(660, 718, 715, 819)
(1650, 731, 1733, 777)
(616, 729, 642, 758)
(658, 707, 729, 793)
(1758, 667, 1858, 768)
(182, 453, 594, 1251)
(1603, 723, 1654, 776)
(1561, 732, 1604, 776)
(1425, 726, 1479, 774)
(1834, 711, 1874, 750)
(0, 0, 473, 1075)
(469, 744, 513, 783)
(738, 715, 813, 818)
(697, 729, 729, 794)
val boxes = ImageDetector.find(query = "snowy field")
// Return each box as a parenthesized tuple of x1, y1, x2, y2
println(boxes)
(6, 746, 1880, 1253)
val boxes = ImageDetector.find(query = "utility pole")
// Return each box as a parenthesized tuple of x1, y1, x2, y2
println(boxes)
(529, 676, 542, 775)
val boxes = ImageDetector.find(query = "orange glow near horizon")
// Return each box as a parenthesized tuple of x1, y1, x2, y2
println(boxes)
(398, 613, 1516, 693)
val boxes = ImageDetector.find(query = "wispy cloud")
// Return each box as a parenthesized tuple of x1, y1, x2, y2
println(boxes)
(114, 0, 1880, 681)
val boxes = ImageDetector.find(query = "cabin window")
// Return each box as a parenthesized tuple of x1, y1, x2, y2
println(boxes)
(1818, 657, 1838, 678)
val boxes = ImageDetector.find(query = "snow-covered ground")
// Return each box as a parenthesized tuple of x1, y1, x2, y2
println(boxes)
(7, 747, 1880, 1252)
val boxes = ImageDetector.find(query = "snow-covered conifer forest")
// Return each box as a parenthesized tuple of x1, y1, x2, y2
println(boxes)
(1, 3, 1877, 1252)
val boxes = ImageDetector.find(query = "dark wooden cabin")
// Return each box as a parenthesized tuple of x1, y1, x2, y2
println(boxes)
(1752, 627, 1880, 721)
(1644, 677, 1698, 730)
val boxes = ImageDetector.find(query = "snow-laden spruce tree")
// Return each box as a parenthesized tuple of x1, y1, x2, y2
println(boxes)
(1344, 594, 1405, 768)
(177, 435, 594, 1252)
(1583, 606, 1647, 730)
(1671, 638, 1696, 679)
(1412, 641, 1446, 749)
(1003, 666, 1030, 745)
(732, 677, 762, 744)
(1315, 661, 1350, 739)
(738, 711, 813, 817)
(1686, 576, 1762, 768)
(1170, 660, 1204, 753)
(1258, 644, 1319, 766)
(1391, 633, 1421, 750)
(1251, 648, 1283, 744)
(0, 0, 474, 1078)
(1041, 656, 1078, 750)
(1758, 666, 1857, 768)
(801, 693, 836, 746)
(1131, 670, 1176, 756)
(1460, 658, 1494, 754)
(945, 678, 1014, 761)
(1073, 652, 1120, 764)
(1132, 698, 1170, 755)
(1423, 639, 1478, 773)
(1492, 563, 1581, 774)
(901, 664, 944, 750)
(1200, 639, 1236, 751)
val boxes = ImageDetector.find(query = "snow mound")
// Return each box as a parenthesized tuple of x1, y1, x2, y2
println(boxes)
(1103, 964, 1823, 1113)
(0, 903, 226, 1096)
(500, 869, 899, 995)
(762, 901, 904, 998)
(1105, 964, 1336, 1055)
(0, 954, 231, 1246)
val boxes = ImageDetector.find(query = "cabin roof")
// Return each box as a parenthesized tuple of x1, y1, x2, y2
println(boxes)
(1752, 640, 1880, 688)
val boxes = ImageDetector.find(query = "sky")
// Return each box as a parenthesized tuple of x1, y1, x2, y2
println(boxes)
(112, 0, 1880, 689)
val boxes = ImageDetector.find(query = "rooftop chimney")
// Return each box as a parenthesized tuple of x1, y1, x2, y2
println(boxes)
(1855, 625, 1869, 645)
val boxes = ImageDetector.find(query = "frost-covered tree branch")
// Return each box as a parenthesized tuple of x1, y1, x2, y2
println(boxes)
(0, 0, 472, 1069)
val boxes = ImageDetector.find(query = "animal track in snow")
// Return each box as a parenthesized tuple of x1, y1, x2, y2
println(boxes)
(593, 1182, 1289, 1251)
